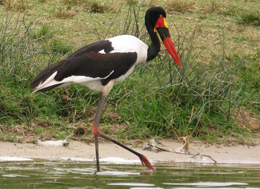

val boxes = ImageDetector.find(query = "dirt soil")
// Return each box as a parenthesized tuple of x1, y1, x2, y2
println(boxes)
(1, 139, 260, 165)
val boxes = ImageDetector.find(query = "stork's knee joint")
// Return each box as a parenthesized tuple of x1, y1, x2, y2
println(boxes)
(92, 121, 102, 136)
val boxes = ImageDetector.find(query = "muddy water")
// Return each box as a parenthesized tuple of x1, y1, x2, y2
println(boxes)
(0, 161, 260, 189)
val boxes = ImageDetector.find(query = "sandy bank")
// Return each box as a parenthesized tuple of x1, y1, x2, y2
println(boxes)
(1, 139, 260, 165)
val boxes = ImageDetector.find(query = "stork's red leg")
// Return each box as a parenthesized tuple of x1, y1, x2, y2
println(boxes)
(100, 133, 155, 171)
(93, 92, 155, 172)
(93, 125, 155, 172)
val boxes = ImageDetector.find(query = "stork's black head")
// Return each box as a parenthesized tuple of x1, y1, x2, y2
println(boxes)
(145, 7, 167, 27)
(145, 7, 182, 67)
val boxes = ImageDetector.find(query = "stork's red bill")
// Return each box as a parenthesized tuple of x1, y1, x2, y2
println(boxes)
(155, 15, 182, 66)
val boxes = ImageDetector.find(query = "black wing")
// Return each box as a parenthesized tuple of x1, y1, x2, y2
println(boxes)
(31, 40, 137, 90)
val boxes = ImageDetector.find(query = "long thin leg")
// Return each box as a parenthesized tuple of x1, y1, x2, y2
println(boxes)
(94, 135, 99, 171)
(92, 94, 155, 172)
(100, 132, 155, 171)
(93, 93, 107, 172)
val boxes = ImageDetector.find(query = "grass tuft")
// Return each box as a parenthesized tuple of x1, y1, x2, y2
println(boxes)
(86, 1, 105, 13)
(3, 0, 32, 12)
(239, 11, 260, 26)
(49, 38, 73, 54)
(125, 0, 139, 6)
(31, 25, 54, 40)
(85, 0, 118, 13)
(61, 0, 84, 5)
(207, 0, 221, 13)
(39, 0, 48, 3)
(167, 0, 195, 13)
(53, 6, 76, 19)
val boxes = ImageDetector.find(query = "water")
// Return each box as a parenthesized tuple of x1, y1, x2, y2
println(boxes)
(0, 160, 260, 189)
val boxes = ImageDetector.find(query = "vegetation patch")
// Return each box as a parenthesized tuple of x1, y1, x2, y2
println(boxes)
(3, 0, 32, 12)
(239, 11, 260, 26)
(84, 0, 118, 13)
(0, 0, 259, 145)
(202, 0, 221, 13)
(166, 0, 195, 13)
(60, 0, 85, 5)
(53, 6, 76, 19)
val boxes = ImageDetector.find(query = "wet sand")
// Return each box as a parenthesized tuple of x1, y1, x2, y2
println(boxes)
(1, 139, 260, 165)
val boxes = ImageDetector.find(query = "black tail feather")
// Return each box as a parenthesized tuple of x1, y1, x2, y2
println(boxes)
(30, 60, 66, 89)
(34, 83, 64, 92)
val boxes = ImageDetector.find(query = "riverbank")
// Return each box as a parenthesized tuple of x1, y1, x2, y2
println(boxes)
(1, 139, 260, 165)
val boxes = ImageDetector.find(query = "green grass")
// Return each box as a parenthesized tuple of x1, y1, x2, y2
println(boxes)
(53, 6, 75, 19)
(239, 11, 260, 26)
(0, 0, 259, 145)
(31, 24, 54, 39)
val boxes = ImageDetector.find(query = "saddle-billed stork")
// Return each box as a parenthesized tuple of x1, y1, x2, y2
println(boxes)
(31, 7, 182, 172)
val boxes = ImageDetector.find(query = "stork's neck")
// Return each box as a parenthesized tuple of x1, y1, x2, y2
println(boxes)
(146, 20, 160, 61)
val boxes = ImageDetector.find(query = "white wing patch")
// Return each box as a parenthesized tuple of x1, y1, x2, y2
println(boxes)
(33, 71, 58, 93)
(98, 49, 106, 54)
(62, 70, 114, 83)
(33, 70, 114, 93)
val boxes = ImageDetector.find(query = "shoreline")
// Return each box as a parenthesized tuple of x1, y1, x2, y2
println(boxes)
(1, 139, 260, 165)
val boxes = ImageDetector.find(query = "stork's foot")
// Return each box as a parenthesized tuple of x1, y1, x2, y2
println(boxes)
(139, 155, 155, 172)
